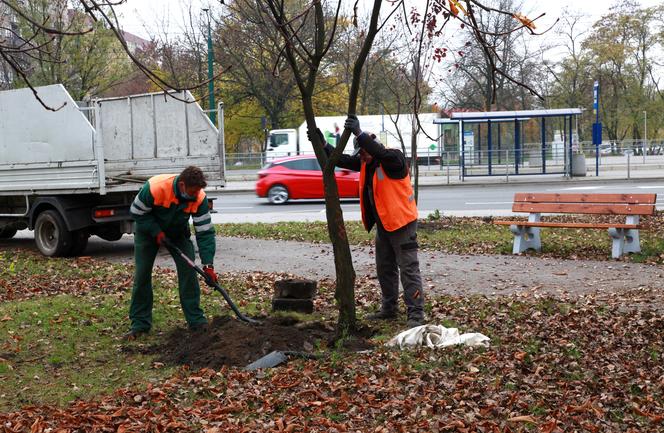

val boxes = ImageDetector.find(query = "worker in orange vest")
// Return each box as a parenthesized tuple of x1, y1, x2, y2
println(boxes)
(126, 166, 217, 340)
(312, 115, 425, 328)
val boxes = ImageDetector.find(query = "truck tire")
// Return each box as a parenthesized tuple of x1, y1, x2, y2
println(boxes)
(267, 185, 289, 204)
(0, 226, 17, 239)
(68, 229, 89, 256)
(34, 210, 72, 257)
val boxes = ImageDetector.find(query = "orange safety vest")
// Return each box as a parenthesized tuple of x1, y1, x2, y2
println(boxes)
(148, 174, 205, 214)
(359, 163, 418, 232)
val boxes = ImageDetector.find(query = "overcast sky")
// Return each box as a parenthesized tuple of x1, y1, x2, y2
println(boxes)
(115, 0, 664, 40)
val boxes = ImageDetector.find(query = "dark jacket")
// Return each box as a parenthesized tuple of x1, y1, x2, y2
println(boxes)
(326, 133, 409, 231)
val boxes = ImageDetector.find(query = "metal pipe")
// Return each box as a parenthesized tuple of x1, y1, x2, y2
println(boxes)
(488, 120, 492, 176)
(184, 90, 191, 156)
(643, 110, 647, 164)
(93, 102, 107, 195)
(218, 102, 225, 178)
(446, 152, 450, 184)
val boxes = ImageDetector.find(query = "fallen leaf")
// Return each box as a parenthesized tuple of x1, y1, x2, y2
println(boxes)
(507, 415, 536, 423)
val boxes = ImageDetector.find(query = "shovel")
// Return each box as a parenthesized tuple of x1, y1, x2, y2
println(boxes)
(163, 238, 261, 325)
(245, 350, 322, 370)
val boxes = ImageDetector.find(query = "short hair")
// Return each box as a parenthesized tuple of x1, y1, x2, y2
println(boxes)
(180, 166, 207, 188)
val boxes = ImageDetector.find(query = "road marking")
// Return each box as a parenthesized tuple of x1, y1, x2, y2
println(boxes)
(551, 186, 605, 191)
(637, 185, 664, 189)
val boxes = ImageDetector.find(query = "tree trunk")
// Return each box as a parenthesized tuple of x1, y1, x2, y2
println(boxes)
(301, 98, 357, 333)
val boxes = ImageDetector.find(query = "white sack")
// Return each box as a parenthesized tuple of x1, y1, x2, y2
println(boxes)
(386, 324, 490, 349)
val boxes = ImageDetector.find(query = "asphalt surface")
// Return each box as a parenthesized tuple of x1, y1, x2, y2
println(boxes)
(210, 179, 664, 223)
(5, 232, 662, 301)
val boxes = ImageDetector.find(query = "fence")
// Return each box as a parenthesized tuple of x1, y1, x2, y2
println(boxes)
(225, 139, 664, 182)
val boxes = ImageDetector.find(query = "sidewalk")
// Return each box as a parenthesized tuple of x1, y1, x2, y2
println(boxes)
(215, 165, 664, 193)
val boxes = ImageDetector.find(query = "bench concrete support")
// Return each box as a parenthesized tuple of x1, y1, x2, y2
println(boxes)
(608, 216, 641, 258)
(509, 213, 541, 254)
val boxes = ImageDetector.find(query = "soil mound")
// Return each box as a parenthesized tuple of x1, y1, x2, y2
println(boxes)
(155, 315, 362, 369)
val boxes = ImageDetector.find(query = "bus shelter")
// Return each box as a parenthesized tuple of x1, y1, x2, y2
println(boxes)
(434, 108, 582, 179)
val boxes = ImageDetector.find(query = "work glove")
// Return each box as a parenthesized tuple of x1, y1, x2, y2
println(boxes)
(306, 127, 326, 145)
(202, 264, 218, 284)
(344, 115, 362, 136)
(155, 231, 166, 247)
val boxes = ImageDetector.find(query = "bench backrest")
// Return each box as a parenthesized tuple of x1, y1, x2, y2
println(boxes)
(513, 193, 657, 215)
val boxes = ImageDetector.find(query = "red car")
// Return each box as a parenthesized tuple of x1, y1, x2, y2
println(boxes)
(256, 155, 360, 204)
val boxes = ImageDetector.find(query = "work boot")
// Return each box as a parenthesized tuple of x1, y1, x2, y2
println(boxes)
(366, 309, 398, 321)
(122, 329, 149, 341)
(189, 323, 208, 333)
(406, 317, 425, 328)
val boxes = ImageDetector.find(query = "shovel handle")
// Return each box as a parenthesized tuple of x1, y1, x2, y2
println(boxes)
(162, 238, 261, 325)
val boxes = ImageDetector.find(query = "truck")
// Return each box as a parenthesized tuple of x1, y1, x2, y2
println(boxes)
(0, 84, 225, 257)
(266, 113, 442, 163)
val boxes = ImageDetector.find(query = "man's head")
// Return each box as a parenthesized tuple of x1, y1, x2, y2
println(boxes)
(178, 166, 207, 200)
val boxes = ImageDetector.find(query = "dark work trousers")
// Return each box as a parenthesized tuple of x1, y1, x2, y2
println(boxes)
(375, 220, 424, 320)
(129, 232, 207, 332)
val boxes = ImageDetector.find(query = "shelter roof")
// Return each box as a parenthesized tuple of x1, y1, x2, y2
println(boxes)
(434, 108, 582, 123)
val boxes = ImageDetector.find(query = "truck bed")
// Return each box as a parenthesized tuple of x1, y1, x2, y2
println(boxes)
(0, 85, 225, 196)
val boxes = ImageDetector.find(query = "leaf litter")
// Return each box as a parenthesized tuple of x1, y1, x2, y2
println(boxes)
(1, 240, 664, 431)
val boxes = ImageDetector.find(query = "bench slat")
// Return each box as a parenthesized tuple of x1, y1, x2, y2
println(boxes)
(514, 193, 657, 205)
(493, 221, 640, 229)
(512, 202, 655, 215)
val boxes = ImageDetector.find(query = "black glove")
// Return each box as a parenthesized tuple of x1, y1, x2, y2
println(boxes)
(344, 115, 362, 136)
(307, 128, 326, 145)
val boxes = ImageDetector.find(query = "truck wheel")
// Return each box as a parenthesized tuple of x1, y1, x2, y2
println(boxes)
(0, 226, 17, 239)
(68, 230, 89, 256)
(267, 185, 289, 204)
(34, 210, 72, 257)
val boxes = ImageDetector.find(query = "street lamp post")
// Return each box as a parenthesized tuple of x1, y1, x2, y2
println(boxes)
(643, 110, 647, 163)
(203, 8, 215, 125)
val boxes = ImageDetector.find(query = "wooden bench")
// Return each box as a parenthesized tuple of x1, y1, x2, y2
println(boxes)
(494, 193, 657, 258)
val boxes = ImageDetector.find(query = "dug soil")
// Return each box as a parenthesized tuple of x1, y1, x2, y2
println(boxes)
(152, 316, 373, 369)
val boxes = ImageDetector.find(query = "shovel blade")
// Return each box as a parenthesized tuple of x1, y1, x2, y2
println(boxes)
(244, 351, 288, 370)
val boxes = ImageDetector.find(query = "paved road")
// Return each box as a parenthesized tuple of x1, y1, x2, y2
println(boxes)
(210, 179, 664, 223)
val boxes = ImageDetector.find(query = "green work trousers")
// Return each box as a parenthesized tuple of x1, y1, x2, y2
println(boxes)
(129, 232, 207, 332)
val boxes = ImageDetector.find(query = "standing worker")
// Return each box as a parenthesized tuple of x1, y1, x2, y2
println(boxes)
(124, 166, 217, 340)
(312, 115, 425, 328)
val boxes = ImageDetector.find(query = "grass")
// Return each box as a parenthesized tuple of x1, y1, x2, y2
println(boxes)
(1, 292, 164, 409)
(0, 252, 233, 411)
(217, 221, 373, 245)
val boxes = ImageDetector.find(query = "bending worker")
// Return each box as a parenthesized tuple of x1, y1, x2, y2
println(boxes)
(315, 115, 425, 328)
(125, 166, 217, 340)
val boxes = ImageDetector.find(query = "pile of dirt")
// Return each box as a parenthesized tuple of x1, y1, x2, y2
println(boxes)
(153, 316, 373, 369)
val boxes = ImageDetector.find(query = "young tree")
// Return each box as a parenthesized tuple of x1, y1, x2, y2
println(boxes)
(253, 0, 542, 333)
